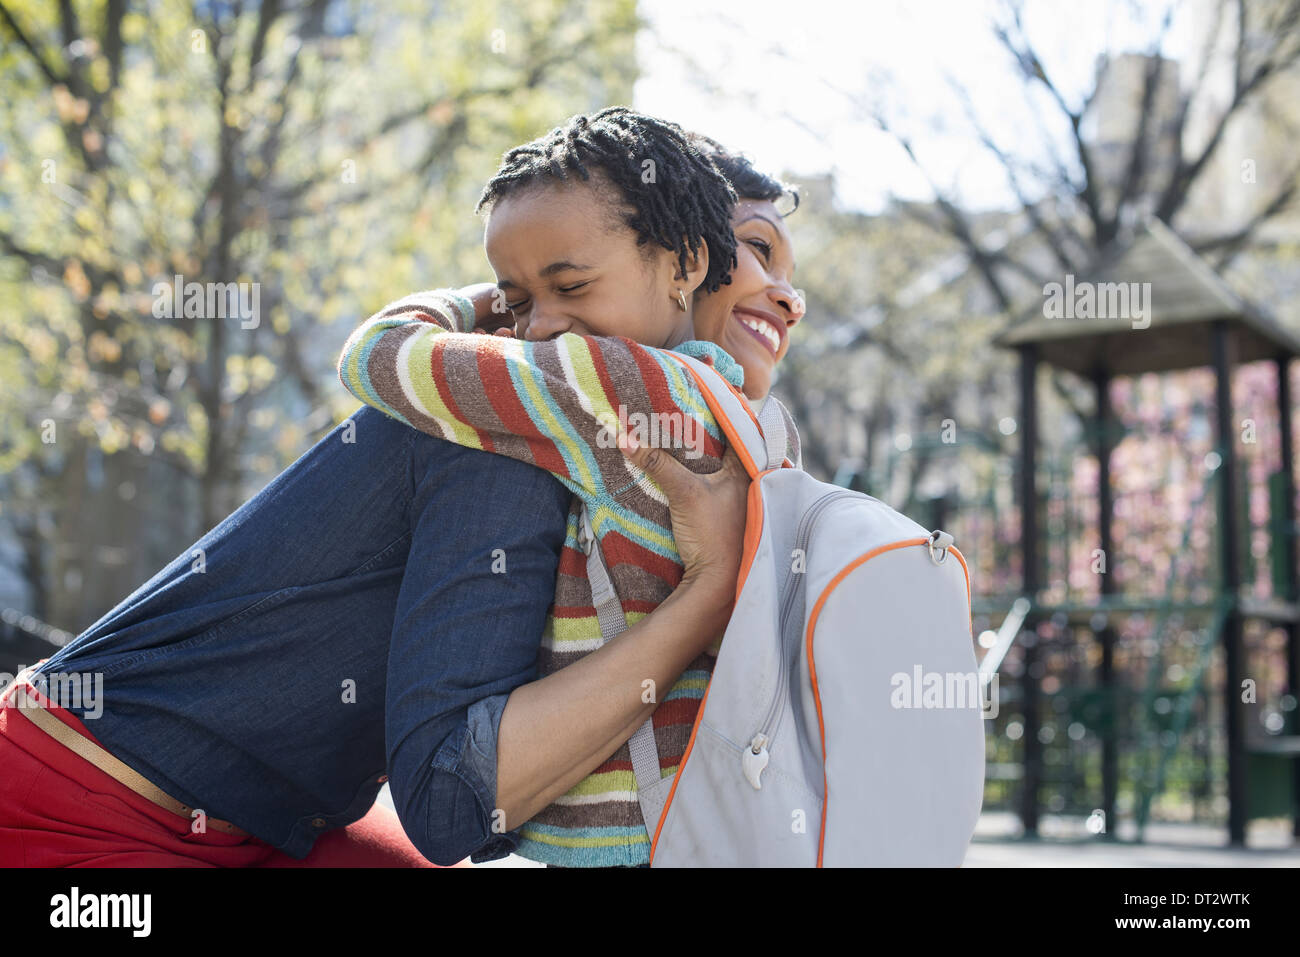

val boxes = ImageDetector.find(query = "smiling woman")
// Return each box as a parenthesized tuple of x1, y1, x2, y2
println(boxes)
(337, 106, 806, 866)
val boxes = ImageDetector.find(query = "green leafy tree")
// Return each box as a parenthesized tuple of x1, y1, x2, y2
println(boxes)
(0, 0, 637, 628)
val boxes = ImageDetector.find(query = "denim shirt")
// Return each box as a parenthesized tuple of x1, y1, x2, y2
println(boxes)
(32, 407, 571, 864)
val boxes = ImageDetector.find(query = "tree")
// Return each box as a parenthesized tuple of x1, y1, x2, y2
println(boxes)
(760, 0, 1300, 510)
(869, 0, 1300, 423)
(0, 0, 638, 629)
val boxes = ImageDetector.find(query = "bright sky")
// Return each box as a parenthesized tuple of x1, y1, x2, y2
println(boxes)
(634, 0, 1216, 213)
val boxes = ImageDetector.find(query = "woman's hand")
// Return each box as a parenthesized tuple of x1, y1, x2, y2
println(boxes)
(457, 282, 516, 335)
(615, 428, 751, 597)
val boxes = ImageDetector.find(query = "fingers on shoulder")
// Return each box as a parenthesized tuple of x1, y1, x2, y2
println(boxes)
(633, 443, 677, 482)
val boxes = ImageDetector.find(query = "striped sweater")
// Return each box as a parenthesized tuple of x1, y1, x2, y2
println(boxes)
(337, 289, 800, 866)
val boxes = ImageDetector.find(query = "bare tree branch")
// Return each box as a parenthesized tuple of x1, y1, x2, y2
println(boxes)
(1112, 15, 1174, 223)
(1195, 161, 1300, 270)
(1156, 0, 1300, 223)
(993, 0, 1106, 243)
(945, 72, 1078, 275)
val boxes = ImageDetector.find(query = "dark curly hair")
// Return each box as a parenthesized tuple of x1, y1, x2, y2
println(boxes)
(686, 132, 799, 214)
(476, 107, 739, 294)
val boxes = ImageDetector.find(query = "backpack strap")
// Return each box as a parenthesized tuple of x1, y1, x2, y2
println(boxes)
(579, 504, 627, 644)
(627, 718, 667, 831)
(756, 395, 789, 470)
(577, 502, 668, 835)
(770, 396, 803, 470)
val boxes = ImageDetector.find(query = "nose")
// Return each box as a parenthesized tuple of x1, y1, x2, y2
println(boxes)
(768, 282, 805, 327)
(522, 301, 572, 342)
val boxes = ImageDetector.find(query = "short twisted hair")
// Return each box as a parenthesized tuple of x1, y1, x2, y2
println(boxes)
(477, 107, 739, 294)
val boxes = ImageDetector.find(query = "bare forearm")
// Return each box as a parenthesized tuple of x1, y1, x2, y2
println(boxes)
(494, 575, 730, 830)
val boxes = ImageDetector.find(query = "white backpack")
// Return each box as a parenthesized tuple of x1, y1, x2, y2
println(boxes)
(580, 352, 986, 866)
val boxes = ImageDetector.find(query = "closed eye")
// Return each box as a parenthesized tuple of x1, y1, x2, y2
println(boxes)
(747, 239, 772, 262)
(558, 280, 591, 293)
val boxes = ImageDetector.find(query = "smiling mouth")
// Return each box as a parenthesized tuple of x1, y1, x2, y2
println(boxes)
(732, 310, 782, 356)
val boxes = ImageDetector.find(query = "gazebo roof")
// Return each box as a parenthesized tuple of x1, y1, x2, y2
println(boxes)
(994, 216, 1300, 376)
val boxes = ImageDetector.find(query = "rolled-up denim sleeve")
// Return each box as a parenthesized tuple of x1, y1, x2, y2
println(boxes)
(425, 692, 522, 863)
(384, 431, 571, 867)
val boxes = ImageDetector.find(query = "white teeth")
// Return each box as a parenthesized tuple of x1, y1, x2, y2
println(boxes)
(740, 316, 780, 350)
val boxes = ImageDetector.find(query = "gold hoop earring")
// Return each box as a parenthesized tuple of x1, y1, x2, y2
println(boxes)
(676, 289, 688, 312)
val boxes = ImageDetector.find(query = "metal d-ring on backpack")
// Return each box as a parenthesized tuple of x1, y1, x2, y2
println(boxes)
(578, 352, 986, 866)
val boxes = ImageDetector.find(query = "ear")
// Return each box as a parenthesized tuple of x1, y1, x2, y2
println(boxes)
(673, 238, 710, 296)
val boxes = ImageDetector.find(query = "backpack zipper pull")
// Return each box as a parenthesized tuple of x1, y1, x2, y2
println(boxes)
(742, 733, 770, 789)
(927, 529, 954, 565)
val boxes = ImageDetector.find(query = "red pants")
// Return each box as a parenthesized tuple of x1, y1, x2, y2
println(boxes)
(0, 677, 458, 868)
